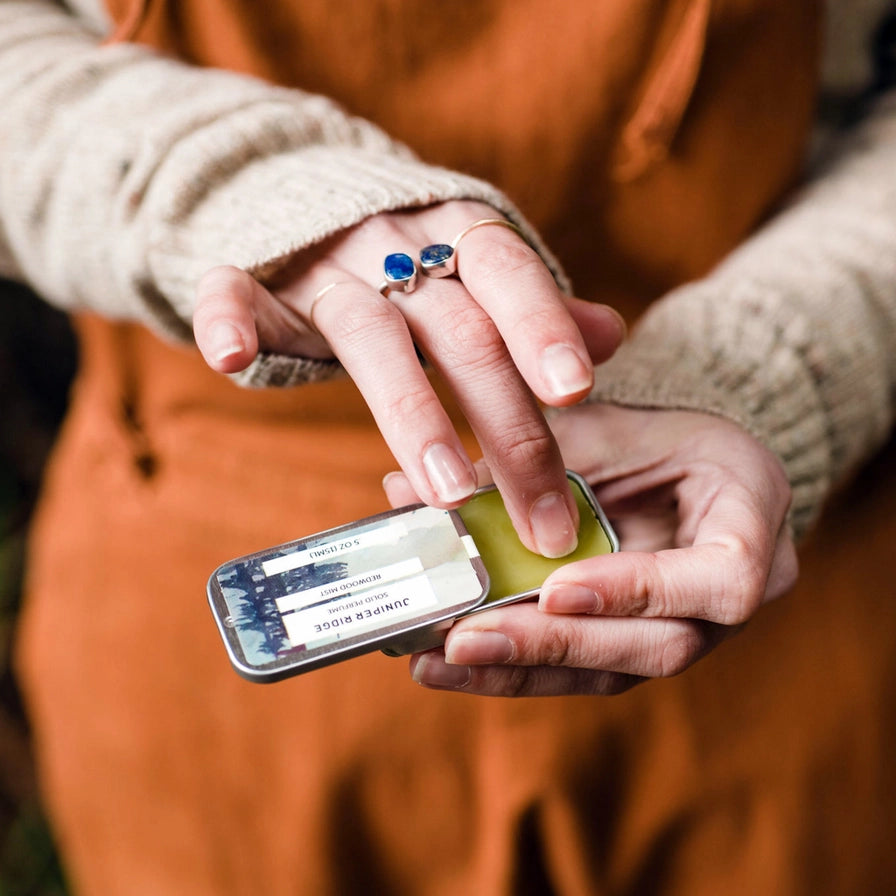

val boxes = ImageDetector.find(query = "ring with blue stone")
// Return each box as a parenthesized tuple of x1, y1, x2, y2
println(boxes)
(420, 218, 526, 279)
(379, 252, 418, 295)
(419, 242, 457, 278)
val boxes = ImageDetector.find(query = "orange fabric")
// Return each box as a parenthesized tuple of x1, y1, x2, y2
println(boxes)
(20, 317, 896, 895)
(20, 2, 896, 895)
(612, 0, 713, 181)
(101, 0, 818, 318)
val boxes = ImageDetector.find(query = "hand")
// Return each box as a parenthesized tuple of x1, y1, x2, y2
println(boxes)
(395, 405, 798, 696)
(192, 200, 624, 558)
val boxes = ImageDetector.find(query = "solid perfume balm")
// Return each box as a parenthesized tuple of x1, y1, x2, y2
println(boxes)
(458, 472, 617, 609)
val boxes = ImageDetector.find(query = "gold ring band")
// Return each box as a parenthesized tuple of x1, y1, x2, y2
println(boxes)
(307, 281, 342, 334)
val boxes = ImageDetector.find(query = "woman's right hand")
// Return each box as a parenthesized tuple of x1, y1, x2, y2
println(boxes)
(192, 200, 626, 558)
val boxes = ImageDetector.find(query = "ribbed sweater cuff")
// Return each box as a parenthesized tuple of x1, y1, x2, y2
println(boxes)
(147, 146, 568, 331)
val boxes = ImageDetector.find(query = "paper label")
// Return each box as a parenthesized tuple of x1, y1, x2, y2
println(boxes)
(214, 504, 486, 666)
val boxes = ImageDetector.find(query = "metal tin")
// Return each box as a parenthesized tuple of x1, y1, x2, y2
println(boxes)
(207, 502, 489, 682)
(208, 472, 618, 679)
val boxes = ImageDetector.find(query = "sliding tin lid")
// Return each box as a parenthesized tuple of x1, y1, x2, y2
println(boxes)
(207, 502, 489, 682)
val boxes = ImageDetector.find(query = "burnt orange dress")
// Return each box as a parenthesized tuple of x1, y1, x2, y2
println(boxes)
(17, 1, 896, 894)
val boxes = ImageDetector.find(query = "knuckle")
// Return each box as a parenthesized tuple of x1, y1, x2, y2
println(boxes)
(501, 665, 540, 698)
(380, 386, 441, 430)
(655, 622, 705, 678)
(425, 302, 508, 377)
(538, 625, 575, 668)
(465, 239, 539, 284)
(325, 296, 398, 345)
(714, 594, 757, 628)
(711, 536, 767, 625)
(489, 424, 557, 471)
(624, 558, 655, 616)
(426, 304, 504, 366)
(504, 305, 565, 345)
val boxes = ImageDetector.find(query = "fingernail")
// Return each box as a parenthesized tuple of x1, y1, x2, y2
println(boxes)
(602, 305, 628, 341)
(423, 443, 477, 503)
(207, 320, 245, 364)
(411, 651, 472, 689)
(529, 491, 578, 558)
(539, 343, 593, 399)
(446, 631, 515, 665)
(382, 471, 405, 491)
(540, 583, 601, 614)
(381, 471, 410, 506)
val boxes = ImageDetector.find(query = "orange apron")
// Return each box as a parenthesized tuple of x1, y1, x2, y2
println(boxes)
(18, 1, 896, 894)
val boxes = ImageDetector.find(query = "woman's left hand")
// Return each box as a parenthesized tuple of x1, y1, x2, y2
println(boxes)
(384, 404, 798, 697)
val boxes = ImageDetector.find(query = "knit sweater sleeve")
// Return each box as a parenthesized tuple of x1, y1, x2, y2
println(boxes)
(0, 1, 560, 385)
(585, 88, 896, 538)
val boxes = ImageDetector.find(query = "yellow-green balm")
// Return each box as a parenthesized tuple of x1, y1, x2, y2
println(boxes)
(457, 472, 618, 609)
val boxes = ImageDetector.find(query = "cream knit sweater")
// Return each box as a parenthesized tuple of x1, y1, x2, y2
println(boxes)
(1, 0, 895, 538)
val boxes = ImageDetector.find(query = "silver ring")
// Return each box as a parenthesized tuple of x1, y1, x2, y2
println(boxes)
(379, 252, 418, 295)
(419, 218, 526, 278)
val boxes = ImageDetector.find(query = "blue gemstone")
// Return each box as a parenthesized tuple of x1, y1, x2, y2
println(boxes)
(384, 252, 416, 281)
(420, 243, 454, 267)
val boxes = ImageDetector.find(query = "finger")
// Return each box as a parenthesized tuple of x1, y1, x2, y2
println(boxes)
(396, 278, 579, 558)
(409, 609, 729, 696)
(194, 266, 262, 372)
(539, 533, 775, 627)
(564, 298, 627, 365)
(446, 602, 726, 674)
(454, 227, 621, 407)
(765, 525, 799, 600)
(382, 456, 495, 508)
(539, 545, 765, 627)
(309, 280, 479, 508)
(471, 458, 495, 485)
(410, 648, 645, 698)
(382, 471, 420, 508)
(194, 265, 330, 372)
